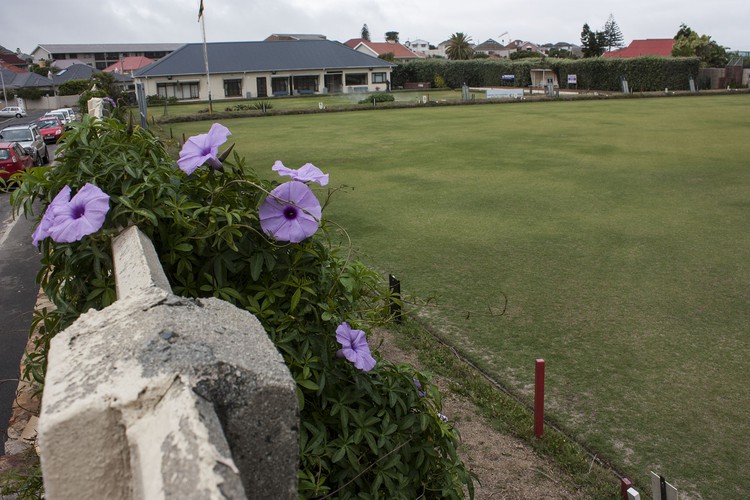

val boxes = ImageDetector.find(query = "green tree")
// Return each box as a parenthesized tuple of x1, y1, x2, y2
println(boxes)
(446, 32, 474, 60)
(548, 48, 576, 59)
(672, 23, 728, 67)
(378, 52, 395, 62)
(361, 23, 370, 41)
(385, 31, 399, 42)
(580, 23, 606, 57)
(603, 14, 625, 51)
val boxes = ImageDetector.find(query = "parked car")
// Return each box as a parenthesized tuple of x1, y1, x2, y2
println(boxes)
(0, 142, 34, 180)
(36, 116, 65, 143)
(0, 106, 26, 118)
(0, 124, 49, 165)
(50, 108, 72, 124)
(44, 111, 71, 129)
(55, 107, 78, 122)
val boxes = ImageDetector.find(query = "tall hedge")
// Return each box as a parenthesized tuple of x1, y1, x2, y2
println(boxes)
(392, 57, 701, 92)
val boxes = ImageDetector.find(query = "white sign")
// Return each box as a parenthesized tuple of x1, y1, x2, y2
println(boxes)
(486, 88, 524, 99)
(650, 472, 678, 500)
(567, 74, 577, 84)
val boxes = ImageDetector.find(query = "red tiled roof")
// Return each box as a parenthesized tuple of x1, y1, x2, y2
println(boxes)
(102, 56, 155, 73)
(0, 53, 27, 67)
(0, 60, 26, 73)
(603, 39, 674, 58)
(344, 39, 422, 59)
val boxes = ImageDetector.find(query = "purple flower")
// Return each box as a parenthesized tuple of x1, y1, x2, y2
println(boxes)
(272, 161, 329, 186)
(32, 184, 110, 245)
(413, 378, 426, 397)
(258, 181, 321, 243)
(103, 97, 117, 108)
(336, 322, 376, 372)
(177, 123, 231, 175)
(32, 185, 71, 247)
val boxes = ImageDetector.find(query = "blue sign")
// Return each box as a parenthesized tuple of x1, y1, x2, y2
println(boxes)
(567, 74, 577, 84)
(502, 74, 515, 81)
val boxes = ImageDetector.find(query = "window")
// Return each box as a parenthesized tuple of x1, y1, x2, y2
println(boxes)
(345, 73, 367, 86)
(271, 77, 289, 95)
(372, 72, 387, 83)
(95, 62, 107, 70)
(157, 81, 200, 99)
(292, 75, 318, 94)
(223, 79, 242, 97)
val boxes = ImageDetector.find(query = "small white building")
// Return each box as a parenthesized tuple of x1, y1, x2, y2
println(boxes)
(134, 40, 396, 100)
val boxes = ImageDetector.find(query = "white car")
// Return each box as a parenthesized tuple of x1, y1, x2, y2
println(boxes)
(0, 106, 27, 118)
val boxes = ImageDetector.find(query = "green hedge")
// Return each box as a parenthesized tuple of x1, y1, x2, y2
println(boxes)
(392, 57, 701, 91)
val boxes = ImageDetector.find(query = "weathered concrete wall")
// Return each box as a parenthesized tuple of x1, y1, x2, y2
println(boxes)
(38, 226, 298, 499)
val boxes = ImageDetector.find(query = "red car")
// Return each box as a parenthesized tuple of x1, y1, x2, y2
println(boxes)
(36, 116, 65, 144)
(0, 142, 34, 180)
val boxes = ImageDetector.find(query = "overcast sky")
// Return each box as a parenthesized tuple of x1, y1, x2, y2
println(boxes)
(4, 0, 748, 55)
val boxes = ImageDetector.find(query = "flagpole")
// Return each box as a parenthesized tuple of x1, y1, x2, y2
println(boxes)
(200, 5, 213, 113)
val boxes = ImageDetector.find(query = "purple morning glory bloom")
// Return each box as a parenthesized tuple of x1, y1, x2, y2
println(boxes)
(177, 123, 231, 175)
(335, 322, 376, 372)
(272, 161, 329, 186)
(258, 181, 321, 243)
(46, 183, 110, 244)
(32, 185, 72, 247)
(413, 378, 426, 397)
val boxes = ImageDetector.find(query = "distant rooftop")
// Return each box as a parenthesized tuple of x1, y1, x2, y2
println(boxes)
(34, 43, 184, 54)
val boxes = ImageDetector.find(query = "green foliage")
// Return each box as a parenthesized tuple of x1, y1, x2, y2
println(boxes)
(16, 87, 44, 100)
(603, 14, 625, 52)
(446, 33, 474, 61)
(385, 31, 399, 42)
(359, 93, 396, 104)
(378, 52, 396, 62)
(11, 117, 474, 498)
(361, 23, 370, 41)
(0, 453, 43, 500)
(509, 51, 543, 60)
(392, 57, 701, 91)
(580, 23, 606, 57)
(672, 24, 728, 67)
(146, 94, 179, 105)
(434, 74, 448, 88)
(57, 79, 91, 96)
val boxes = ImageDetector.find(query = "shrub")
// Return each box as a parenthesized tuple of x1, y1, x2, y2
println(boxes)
(359, 93, 396, 104)
(146, 94, 179, 105)
(11, 117, 475, 498)
(57, 79, 91, 96)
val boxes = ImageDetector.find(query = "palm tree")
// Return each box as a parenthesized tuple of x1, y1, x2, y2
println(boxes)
(446, 32, 473, 60)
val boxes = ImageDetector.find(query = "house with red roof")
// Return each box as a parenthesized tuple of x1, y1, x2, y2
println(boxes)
(103, 56, 155, 76)
(344, 39, 423, 62)
(603, 39, 674, 58)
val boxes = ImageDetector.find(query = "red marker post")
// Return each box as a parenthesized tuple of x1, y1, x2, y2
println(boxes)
(534, 359, 545, 438)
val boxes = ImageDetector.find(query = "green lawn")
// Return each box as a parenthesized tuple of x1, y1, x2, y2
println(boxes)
(169, 95, 750, 499)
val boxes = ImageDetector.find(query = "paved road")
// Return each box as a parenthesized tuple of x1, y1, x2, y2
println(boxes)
(0, 139, 60, 455)
(0, 193, 41, 456)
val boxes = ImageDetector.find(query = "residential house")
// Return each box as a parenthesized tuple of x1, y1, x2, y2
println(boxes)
(404, 39, 431, 57)
(0, 63, 53, 92)
(52, 64, 133, 88)
(473, 39, 512, 58)
(0, 52, 29, 71)
(31, 43, 183, 70)
(103, 56, 155, 77)
(134, 40, 396, 100)
(603, 39, 674, 58)
(506, 40, 544, 55)
(344, 39, 423, 62)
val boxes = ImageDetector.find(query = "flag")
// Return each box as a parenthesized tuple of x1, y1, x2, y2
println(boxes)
(198, 0, 204, 21)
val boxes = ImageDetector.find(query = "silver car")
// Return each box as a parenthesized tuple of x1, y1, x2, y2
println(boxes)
(0, 106, 27, 118)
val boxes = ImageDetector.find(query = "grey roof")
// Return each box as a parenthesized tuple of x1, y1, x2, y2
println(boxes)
(36, 43, 184, 54)
(135, 40, 394, 78)
(475, 39, 505, 51)
(0, 68, 52, 89)
(52, 64, 132, 85)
